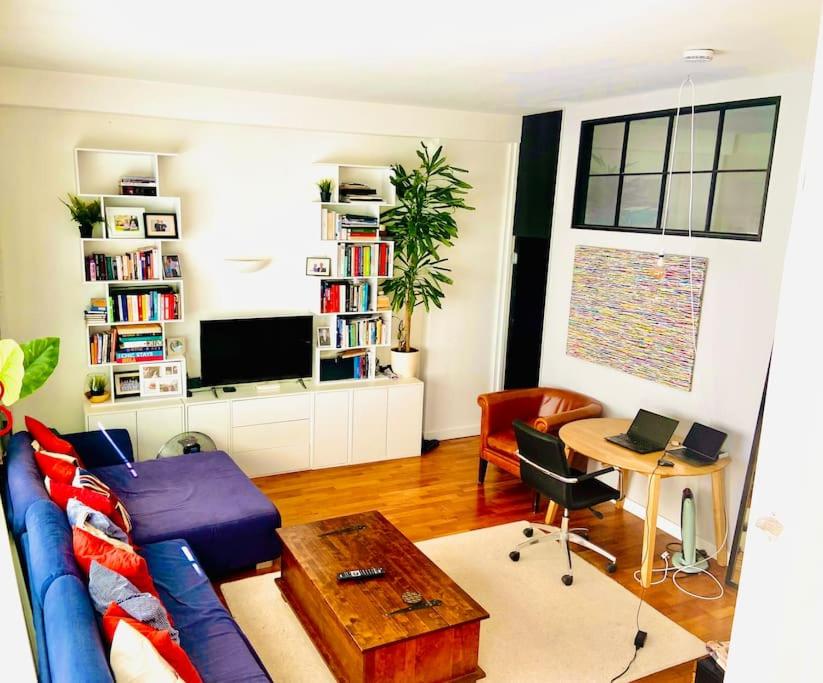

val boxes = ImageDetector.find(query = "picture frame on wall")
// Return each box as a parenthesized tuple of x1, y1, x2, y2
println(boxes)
(306, 257, 331, 276)
(145, 213, 179, 239)
(317, 326, 332, 348)
(113, 370, 141, 398)
(106, 207, 145, 239)
(139, 362, 182, 398)
(163, 255, 182, 279)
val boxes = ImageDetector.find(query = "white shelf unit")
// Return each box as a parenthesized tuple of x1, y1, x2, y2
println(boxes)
(311, 163, 396, 384)
(76, 148, 186, 405)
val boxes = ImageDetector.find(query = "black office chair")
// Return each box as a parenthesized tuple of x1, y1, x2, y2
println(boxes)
(509, 419, 619, 585)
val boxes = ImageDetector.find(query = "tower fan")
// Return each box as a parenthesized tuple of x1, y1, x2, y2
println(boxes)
(672, 488, 708, 573)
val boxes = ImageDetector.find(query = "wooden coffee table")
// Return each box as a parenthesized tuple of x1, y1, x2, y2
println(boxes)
(276, 510, 489, 682)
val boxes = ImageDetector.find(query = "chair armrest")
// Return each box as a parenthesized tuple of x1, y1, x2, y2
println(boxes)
(576, 466, 615, 482)
(516, 453, 614, 484)
(477, 389, 546, 438)
(534, 403, 603, 433)
(61, 429, 134, 468)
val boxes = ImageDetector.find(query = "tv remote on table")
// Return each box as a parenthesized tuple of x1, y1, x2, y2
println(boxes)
(337, 567, 386, 581)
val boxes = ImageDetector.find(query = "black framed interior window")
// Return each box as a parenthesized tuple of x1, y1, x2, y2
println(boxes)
(572, 97, 780, 241)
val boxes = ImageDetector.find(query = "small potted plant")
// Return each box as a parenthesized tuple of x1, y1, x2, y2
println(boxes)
(61, 194, 102, 238)
(317, 178, 334, 203)
(85, 373, 110, 403)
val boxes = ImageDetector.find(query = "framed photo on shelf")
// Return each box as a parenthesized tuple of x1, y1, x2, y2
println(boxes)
(106, 207, 145, 239)
(163, 255, 182, 279)
(145, 213, 178, 239)
(317, 326, 332, 348)
(113, 371, 141, 398)
(306, 257, 331, 276)
(139, 362, 183, 398)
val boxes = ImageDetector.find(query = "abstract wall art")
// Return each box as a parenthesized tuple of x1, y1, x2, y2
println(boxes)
(566, 246, 708, 391)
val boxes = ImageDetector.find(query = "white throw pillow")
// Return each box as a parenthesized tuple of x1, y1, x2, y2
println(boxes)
(110, 620, 182, 682)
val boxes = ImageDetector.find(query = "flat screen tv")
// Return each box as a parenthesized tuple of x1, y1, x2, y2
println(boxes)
(200, 315, 312, 387)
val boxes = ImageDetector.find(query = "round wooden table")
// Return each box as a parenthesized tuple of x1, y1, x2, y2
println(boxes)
(557, 418, 730, 588)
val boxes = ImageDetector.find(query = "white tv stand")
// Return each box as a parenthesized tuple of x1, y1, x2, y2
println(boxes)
(83, 377, 424, 477)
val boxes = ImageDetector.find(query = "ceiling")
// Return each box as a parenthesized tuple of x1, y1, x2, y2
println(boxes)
(0, 0, 819, 114)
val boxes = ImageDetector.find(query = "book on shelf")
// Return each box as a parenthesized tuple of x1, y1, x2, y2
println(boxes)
(120, 176, 157, 196)
(320, 209, 381, 240)
(339, 182, 382, 203)
(319, 349, 372, 381)
(89, 328, 117, 365)
(337, 243, 391, 277)
(320, 281, 371, 314)
(113, 324, 164, 363)
(108, 286, 180, 323)
(85, 248, 161, 282)
(335, 315, 387, 349)
(85, 297, 109, 323)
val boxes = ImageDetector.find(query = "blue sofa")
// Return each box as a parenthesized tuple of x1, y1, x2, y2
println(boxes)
(4, 429, 281, 682)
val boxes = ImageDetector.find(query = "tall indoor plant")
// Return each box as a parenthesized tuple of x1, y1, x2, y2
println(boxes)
(381, 143, 473, 377)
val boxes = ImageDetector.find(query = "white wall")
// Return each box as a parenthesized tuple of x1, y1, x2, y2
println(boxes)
(0, 71, 519, 437)
(541, 70, 812, 547)
(727, 17, 823, 678)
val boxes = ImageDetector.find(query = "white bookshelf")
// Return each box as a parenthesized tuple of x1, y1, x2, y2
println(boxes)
(311, 163, 395, 384)
(76, 148, 186, 405)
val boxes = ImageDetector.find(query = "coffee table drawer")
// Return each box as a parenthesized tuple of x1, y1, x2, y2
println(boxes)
(232, 394, 311, 427)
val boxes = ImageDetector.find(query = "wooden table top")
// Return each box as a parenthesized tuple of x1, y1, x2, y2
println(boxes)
(559, 418, 731, 477)
(276, 510, 489, 651)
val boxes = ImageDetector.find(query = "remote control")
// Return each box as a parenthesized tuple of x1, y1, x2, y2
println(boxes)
(337, 567, 385, 581)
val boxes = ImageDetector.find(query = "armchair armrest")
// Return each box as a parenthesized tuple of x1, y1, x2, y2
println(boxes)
(534, 403, 602, 433)
(62, 429, 134, 468)
(477, 389, 546, 438)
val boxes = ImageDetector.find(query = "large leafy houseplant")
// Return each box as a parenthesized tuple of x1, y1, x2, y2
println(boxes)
(0, 337, 60, 436)
(381, 144, 473, 373)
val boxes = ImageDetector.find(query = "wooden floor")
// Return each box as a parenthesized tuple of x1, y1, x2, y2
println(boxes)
(247, 436, 735, 682)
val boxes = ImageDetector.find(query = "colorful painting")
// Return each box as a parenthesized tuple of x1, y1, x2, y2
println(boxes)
(566, 246, 708, 391)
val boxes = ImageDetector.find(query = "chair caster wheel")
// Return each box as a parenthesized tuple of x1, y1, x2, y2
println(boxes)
(606, 562, 617, 574)
(523, 527, 534, 538)
(509, 551, 520, 562)
(562, 574, 573, 586)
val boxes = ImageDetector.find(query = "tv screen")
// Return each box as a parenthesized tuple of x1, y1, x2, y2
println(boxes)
(200, 315, 312, 387)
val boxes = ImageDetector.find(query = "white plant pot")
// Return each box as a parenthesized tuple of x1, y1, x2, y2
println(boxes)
(391, 348, 420, 379)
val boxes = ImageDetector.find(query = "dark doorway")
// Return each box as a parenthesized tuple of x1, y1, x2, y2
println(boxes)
(503, 111, 562, 389)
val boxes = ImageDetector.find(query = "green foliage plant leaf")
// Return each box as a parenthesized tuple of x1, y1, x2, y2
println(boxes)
(0, 339, 25, 405)
(19, 337, 60, 400)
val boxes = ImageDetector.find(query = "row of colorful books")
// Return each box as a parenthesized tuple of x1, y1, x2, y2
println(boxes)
(84, 248, 161, 282)
(108, 288, 180, 322)
(333, 315, 388, 348)
(88, 324, 164, 364)
(337, 243, 391, 277)
(320, 209, 380, 240)
(320, 281, 372, 314)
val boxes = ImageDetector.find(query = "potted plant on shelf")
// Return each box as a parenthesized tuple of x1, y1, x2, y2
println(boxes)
(381, 143, 473, 378)
(61, 194, 102, 238)
(85, 373, 110, 404)
(317, 178, 334, 203)
(0, 337, 60, 437)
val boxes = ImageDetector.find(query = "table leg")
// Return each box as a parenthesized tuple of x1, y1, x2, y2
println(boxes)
(711, 470, 729, 567)
(545, 500, 559, 527)
(640, 474, 661, 588)
(615, 469, 631, 510)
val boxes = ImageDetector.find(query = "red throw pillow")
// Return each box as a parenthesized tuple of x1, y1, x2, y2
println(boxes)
(102, 604, 202, 683)
(72, 527, 159, 599)
(25, 416, 82, 461)
(34, 449, 80, 484)
(46, 479, 133, 536)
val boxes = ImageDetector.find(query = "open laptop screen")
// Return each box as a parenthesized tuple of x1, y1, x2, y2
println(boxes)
(683, 423, 727, 459)
(627, 409, 678, 448)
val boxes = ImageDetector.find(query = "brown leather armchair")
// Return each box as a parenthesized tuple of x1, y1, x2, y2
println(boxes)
(476, 387, 602, 484)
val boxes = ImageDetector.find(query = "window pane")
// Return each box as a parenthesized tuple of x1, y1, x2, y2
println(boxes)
(625, 117, 668, 173)
(663, 173, 712, 231)
(718, 105, 776, 170)
(710, 172, 767, 234)
(584, 176, 619, 225)
(619, 175, 662, 228)
(589, 122, 625, 174)
(669, 111, 719, 172)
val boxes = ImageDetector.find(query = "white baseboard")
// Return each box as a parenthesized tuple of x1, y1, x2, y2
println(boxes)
(424, 424, 479, 441)
(621, 498, 716, 556)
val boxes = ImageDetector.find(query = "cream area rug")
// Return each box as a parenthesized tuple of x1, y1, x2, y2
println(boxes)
(221, 522, 705, 682)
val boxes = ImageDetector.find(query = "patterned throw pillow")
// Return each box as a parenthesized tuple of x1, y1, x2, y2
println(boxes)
(109, 620, 183, 682)
(103, 604, 201, 683)
(88, 561, 177, 640)
(45, 479, 133, 536)
(67, 498, 130, 545)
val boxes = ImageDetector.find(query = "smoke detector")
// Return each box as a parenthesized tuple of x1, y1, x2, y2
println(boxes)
(682, 49, 715, 63)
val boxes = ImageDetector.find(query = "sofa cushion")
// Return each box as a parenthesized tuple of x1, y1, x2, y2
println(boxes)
(487, 429, 518, 458)
(67, 498, 130, 544)
(25, 416, 81, 460)
(109, 619, 181, 682)
(34, 448, 81, 483)
(46, 478, 133, 535)
(95, 451, 281, 575)
(5, 432, 51, 536)
(140, 540, 271, 682)
(43, 574, 114, 683)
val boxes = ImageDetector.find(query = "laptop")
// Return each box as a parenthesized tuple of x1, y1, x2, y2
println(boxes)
(666, 422, 727, 466)
(606, 409, 679, 454)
